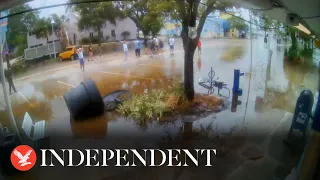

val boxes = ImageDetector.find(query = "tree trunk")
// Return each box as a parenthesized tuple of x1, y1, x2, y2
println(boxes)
(184, 46, 195, 101)
(291, 31, 297, 48)
(60, 26, 68, 51)
(97, 27, 102, 44)
(181, 25, 197, 101)
(142, 30, 149, 46)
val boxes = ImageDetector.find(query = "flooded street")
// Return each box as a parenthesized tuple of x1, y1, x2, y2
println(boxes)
(1, 38, 319, 179)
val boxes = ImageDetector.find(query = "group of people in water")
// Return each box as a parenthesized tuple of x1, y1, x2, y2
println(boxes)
(76, 36, 202, 71)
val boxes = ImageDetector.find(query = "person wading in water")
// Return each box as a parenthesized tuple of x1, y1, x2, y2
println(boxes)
(88, 43, 94, 61)
(6, 67, 17, 95)
(4, 55, 17, 95)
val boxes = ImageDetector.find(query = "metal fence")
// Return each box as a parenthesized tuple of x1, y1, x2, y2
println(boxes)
(24, 42, 61, 60)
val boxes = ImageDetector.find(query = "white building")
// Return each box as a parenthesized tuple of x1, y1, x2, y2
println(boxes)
(27, 32, 60, 49)
(26, 14, 137, 48)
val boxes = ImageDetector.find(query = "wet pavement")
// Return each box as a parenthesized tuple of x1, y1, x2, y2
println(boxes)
(1, 38, 319, 180)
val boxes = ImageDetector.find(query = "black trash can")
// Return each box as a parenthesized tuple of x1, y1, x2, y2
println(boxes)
(0, 133, 22, 176)
(63, 79, 105, 120)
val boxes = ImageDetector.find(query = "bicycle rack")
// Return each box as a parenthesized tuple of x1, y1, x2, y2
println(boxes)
(198, 67, 231, 98)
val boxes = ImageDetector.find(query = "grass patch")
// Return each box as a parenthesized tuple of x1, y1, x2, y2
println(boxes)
(221, 46, 244, 61)
(117, 82, 223, 122)
(4, 59, 26, 77)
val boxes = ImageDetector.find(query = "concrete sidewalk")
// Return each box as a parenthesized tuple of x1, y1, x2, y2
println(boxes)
(224, 112, 304, 180)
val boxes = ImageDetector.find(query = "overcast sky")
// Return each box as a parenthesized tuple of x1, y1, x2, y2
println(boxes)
(26, 0, 251, 23)
(27, 0, 68, 18)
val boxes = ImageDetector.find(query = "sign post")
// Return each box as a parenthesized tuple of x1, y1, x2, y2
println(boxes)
(0, 10, 20, 137)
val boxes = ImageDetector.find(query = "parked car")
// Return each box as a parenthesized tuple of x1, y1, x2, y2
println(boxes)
(59, 46, 81, 61)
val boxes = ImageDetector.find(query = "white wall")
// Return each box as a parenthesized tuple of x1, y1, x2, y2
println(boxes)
(27, 15, 138, 47)
(102, 18, 137, 41)
(27, 33, 59, 48)
(65, 16, 137, 45)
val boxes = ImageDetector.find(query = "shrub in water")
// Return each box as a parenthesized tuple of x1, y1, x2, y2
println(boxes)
(117, 82, 185, 121)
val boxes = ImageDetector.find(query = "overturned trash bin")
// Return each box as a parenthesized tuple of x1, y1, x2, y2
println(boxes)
(103, 90, 131, 111)
(64, 79, 105, 120)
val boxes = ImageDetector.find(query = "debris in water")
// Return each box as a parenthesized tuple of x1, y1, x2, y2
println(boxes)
(241, 146, 264, 160)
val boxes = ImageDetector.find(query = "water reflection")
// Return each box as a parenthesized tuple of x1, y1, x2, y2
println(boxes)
(220, 46, 245, 61)
(95, 65, 183, 98)
(254, 48, 318, 113)
(71, 112, 122, 138)
(0, 82, 54, 129)
(41, 79, 71, 100)
(197, 57, 202, 71)
(231, 93, 241, 112)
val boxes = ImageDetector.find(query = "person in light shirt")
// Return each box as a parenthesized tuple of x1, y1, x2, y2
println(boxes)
(168, 37, 175, 55)
(197, 39, 202, 54)
(77, 46, 85, 71)
(120, 40, 129, 61)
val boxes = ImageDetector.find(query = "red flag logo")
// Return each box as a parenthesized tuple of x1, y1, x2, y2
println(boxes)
(10, 145, 37, 171)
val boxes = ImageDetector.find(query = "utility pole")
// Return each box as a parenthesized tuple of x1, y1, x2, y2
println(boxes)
(0, 10, 20, 138)
(51, 19, 56, 59)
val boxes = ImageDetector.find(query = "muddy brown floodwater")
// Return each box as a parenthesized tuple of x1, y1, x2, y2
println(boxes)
(0, 38, 319, 180)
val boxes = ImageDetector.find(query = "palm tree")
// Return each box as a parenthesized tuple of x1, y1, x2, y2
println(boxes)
(33, 18, 51, 42)
(34, 14, 67, 50)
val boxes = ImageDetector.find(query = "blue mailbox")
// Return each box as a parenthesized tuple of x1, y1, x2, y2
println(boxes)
(233, 69, 244, 96)
(288, 90, 314, 140)
(312, 92, 320, 132)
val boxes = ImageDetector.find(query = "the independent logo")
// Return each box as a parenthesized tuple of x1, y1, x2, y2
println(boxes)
(10, 145, 37, 171)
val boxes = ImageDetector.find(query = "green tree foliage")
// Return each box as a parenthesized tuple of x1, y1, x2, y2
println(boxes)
(34, 18, 51, 41)
(228, 16, 249, 31)
(70, 1, 123, 44)
(142, 12, 164, 37)
(284, 25, 314, 61)
(7, 4, 39, 56)
(286, 26, 298, 48)
(116, 0, 167, 38)
(273, 21, 285, 37)
(259, 14, 278, 36)
(33, 14, 63, 42)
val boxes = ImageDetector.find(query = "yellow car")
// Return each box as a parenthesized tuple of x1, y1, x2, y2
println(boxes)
(59, 46, 81, 61)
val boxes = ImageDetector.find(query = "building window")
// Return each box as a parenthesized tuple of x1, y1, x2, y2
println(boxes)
(111, 30, 115, 37)
(100, 31, 103, 38)
(90, 32, 94, 38)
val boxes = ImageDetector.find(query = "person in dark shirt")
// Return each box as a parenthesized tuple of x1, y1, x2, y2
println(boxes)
(147, 39, 154, 58)
(5, 67, 17, 94)
(88, 43, 94, 61)
(98, 44, 102, 58)
(159, 39, 164, 55)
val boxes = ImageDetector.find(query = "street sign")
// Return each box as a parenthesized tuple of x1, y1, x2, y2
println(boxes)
(0, 10, 8, 33)
(0, 10, 8, 55)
